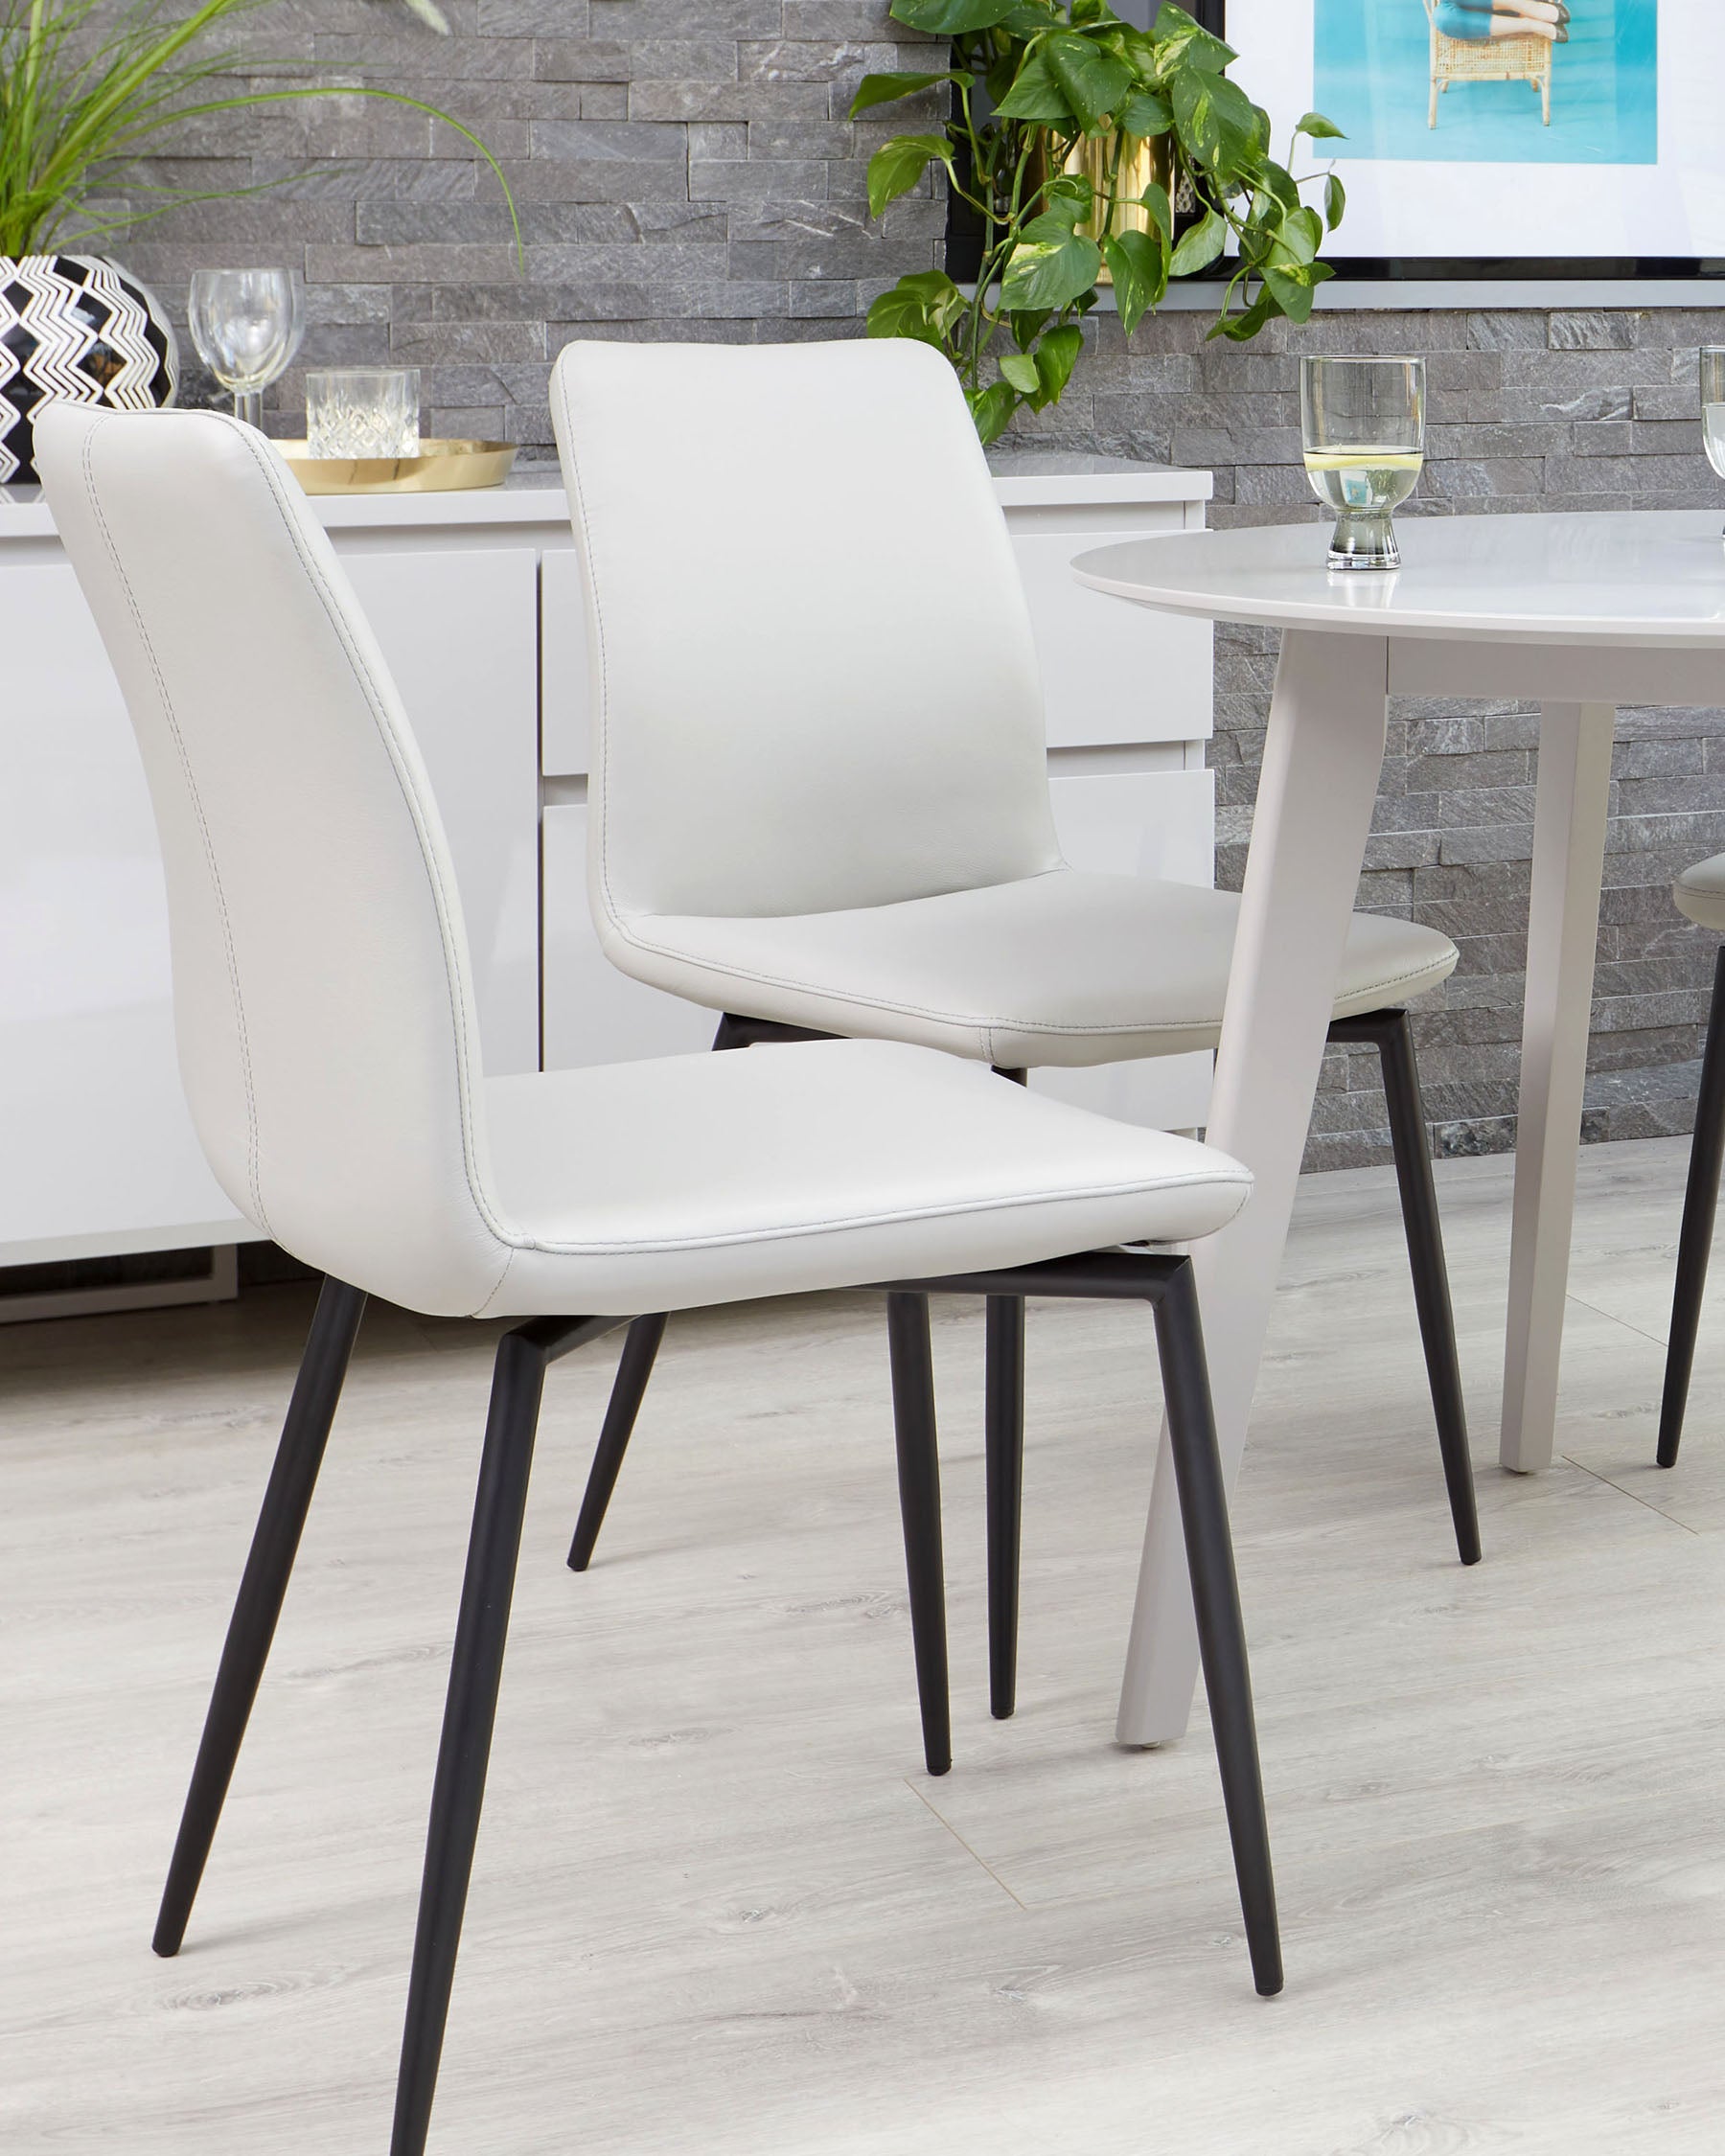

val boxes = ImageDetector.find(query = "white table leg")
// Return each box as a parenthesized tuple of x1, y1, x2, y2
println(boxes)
(1499, 702, 1616, 1473)
(1116, 630, 1390, 1745)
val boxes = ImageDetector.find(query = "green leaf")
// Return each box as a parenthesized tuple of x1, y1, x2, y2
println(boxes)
(1168, 206, 1226, 276)
(1041, 172, 1093, 226)
(1030, 322, 1084, 407)
(1118, 88, 1172, 137)
(1137, 178, 1173, 240)
(1252, 157, 1300, 217)
(1280, 204, 1323, 263)
(1151, 3, 1236, 73)
(1000, 218, 1104, 310)
(891, 0, 1024, 31)
(865, 133, 952, 218)
(1324, 171, 1346, 231)
(993, 45, 1077, 123)
(866, 287, 941, 347)
(1262, 258, 1330, 323)
(1103, 226, 1167, 334)
(1208, 287, 1276, 342)
(1234, 219, 1271, 271)
(902, 267, 968, 335)
(1044, 30, 1134, 129)
(997, 0, 1060, 34)
(968, 379, 1020, 447)
(999, 351, 1042, 395)
(1295, 109, 1346, 142)
(1171, 65, 1259, 173)
(1011, 307, 1053, 350)
(848, 70, 959, 118)
(864, 269, 965, 347)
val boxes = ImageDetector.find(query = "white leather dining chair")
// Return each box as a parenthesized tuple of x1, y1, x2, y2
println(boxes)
(548, 334, 1480, 1730)
(1652, 853, 1725, 1467)
(39, 402, 1280, 2156)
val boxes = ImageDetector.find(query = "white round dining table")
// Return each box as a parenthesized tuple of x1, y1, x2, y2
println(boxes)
(1075, 509, 1725, 1747)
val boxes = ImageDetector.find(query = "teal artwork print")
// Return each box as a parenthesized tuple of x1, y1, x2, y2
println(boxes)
(1313, 0, 1658, 163)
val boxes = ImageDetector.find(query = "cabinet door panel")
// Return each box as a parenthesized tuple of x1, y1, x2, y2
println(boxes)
(0, 563, 246, 1260)
(339, 546, 540, 1076)
(540, 546, 589, 779)
(541, 804, 714, 1069)
(1009, 525, 1213, 750)
(1031, 766, 1215, 1132)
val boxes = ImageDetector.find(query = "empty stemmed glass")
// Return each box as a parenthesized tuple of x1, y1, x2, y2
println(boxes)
(188, 268, 304, 429)
(1301, 356, 1425, 572)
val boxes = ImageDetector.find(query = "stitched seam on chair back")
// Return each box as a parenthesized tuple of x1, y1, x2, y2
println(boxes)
(79, 417, 272, 1237)
(219, 419, 518, 1290)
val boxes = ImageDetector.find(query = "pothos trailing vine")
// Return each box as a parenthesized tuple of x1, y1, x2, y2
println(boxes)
(850, 0, 1345, 444)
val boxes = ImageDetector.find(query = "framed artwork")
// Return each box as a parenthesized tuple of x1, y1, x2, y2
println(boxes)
(1212, 0, 1725, 278)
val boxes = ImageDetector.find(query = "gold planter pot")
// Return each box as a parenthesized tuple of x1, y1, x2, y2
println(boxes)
(1061, 130, 1176, 281)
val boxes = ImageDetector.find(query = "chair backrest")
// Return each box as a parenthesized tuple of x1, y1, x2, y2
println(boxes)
(37, 404, 509, 1310)
(550, 337, 1064, 923)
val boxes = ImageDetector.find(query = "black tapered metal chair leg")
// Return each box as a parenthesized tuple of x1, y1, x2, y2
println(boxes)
(391, 1320, 559, 2156)
(1371, 1010, 1481, 1566)
(1659, 947, 1725, 1467)
(984, 1296, 1024, 1720)
(152, 1274, 366, 1960)
(1151, 1260, 1282, 1999)
(567, 1313, 668, 1571)
(886, 1292, 952, 1777)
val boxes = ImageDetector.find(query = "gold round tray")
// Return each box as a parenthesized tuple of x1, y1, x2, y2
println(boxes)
(281, 439, 518, 495)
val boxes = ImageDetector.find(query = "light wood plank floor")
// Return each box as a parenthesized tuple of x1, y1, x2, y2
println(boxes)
(8, 1136, 1725, 2154)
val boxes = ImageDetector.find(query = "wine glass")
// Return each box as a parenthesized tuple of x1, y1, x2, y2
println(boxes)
(1701, 348, 1725, 532)
(1301, 356, 1425, 572)
(187, 268, 305, 430)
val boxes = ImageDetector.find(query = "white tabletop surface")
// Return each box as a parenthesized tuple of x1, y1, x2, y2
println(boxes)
(1074, 509, 1725, 647)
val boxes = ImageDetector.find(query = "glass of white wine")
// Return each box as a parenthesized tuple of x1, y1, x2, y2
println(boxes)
(1701, 347, 1725, 531)
(1301, 355, 1425, 572)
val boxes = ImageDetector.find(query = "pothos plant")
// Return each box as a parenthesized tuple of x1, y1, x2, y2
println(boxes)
(850, 0, 1344, 444)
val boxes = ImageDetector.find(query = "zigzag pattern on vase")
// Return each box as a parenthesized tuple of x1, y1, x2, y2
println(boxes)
(0, 254, 177, 486)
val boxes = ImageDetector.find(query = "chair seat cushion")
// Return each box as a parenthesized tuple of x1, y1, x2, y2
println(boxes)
(476, 1040, 1250, 1317)
(599, 870, 1459, 1067)
(1674, 855, 1725, 933)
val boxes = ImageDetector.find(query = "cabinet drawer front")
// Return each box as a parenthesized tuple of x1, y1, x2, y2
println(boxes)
(541, 804, 715, 1070)
(1048, 763, 1213, 886)
(1011, 529, 1213, 750)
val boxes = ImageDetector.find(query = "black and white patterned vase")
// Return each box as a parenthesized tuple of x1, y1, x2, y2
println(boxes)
(0, 254, 178, 487)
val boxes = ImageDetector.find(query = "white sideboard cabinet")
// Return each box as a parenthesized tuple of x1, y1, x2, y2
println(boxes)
(0, 455, 1213, 1301)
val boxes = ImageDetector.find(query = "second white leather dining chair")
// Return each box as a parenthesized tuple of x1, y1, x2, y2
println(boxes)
(548, 334, 1481, 1732)
(40, 401, 1279, 2156)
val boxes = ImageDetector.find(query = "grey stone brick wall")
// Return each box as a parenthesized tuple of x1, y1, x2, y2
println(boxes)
(123, 0, 1725, 1169)
(122, 0, 948, 442)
